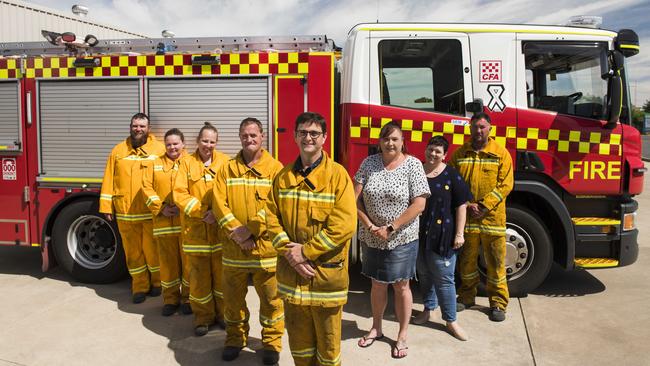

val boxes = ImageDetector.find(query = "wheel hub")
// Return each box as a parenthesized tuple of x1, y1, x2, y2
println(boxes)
(66, 215, 117, 269)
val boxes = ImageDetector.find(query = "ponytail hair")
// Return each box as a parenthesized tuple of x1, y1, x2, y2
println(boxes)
(198, 122, 218, 141)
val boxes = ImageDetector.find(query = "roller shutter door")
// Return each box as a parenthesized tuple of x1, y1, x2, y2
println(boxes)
(148, 78, 270, 156)
(39, 80, 140, 177)
(0, 81, 20, 151)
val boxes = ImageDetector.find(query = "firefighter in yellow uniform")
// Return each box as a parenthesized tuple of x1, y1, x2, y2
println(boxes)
(100, 113, 165, 304)
(265, 112, 357, 366)
(142, 128, 192, 316)
(449, 112, 514, 322)
(174, 122, 229, 336)
(212, 118, 285, 365)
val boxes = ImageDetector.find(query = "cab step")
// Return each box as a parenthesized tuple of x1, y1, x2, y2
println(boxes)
(574, 257, 619, 268)
(572, 217, 620, 235)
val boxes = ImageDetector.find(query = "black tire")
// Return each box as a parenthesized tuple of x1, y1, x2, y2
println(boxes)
(478, 205, 553, 297)
(51, 197, 127, 283)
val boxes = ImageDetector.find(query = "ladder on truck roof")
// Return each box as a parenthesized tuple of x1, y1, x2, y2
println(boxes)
(0, 34, 334, 57)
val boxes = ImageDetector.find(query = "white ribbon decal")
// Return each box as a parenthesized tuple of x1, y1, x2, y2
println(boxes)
(487, 84, 506, 112)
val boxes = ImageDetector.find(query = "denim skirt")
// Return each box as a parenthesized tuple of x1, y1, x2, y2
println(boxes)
(361, 240, 418, 283)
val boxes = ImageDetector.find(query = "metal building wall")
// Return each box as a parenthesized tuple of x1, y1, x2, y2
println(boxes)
(0, 0, 148, 42)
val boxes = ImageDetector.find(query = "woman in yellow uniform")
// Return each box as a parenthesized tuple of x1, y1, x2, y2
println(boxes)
(174, 122, 229, 336)
(142, 128, 192, 316)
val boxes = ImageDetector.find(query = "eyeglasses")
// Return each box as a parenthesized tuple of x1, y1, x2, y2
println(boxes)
(296, 130, 323, 139)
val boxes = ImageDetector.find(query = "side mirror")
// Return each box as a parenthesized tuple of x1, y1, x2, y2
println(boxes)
(465, 99, 484, 114)
(616, 29, 639, 57)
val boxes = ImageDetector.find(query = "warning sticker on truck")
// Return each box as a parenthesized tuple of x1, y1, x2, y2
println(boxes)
(2, 158, 16, 180)
(480, 60, 502, 83)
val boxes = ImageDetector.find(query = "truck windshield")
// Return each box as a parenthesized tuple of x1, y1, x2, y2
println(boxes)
(524, 41, 609, 121)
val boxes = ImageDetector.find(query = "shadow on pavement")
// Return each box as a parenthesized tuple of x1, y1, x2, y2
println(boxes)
(0, 245, 265, 366)
(0, 246, 47, 279)
(531, 263, 606, 297)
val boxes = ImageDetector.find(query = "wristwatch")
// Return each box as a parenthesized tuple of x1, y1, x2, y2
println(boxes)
(387, 223, 395, 233)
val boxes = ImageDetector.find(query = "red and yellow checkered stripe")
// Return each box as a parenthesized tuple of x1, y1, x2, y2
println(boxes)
(350, 117, 622, 156)
(7, 52, 309, 79)
(0, 58, 22, 78)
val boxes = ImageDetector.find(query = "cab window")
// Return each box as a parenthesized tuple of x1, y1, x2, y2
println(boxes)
(379, 39, 464, 115)
(524, 41, 609, 120)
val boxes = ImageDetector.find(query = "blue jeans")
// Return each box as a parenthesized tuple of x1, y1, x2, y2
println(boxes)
(416, 249, 457, 322)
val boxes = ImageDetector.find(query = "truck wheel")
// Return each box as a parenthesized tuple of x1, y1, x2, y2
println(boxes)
(478, 205, 553, 297)
(51, 197, 126, 283)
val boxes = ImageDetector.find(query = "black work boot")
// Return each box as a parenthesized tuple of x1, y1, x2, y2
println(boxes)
(262, 349, 280, 365)
(132, 292, 146, 304)
(161, 304, 179, 316)
(222, 346, 242, 361)
(489, 307, 506, 322)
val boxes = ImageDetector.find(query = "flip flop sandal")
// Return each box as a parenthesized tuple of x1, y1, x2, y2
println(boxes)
(357, 334, 384, 348)
(391, 340, 408, 359)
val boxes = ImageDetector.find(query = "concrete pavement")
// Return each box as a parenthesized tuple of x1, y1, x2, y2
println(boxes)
(1, 163, 649, 366)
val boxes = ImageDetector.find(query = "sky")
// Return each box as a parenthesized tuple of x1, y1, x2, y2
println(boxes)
(25, 0, 650, 107)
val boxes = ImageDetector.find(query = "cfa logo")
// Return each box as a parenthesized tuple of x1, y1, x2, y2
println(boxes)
(482, 74, 500, 81)
(569, 160, 620, 180)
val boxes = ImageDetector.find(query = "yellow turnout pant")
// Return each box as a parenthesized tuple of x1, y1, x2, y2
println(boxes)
(223, 267, 284, 351)
(156, 235, 190, 305)
(117, 219, 160, 294)
(188, 252, 223, 326)
(285, 302, 342, 366)
(458, 233, 509, 310)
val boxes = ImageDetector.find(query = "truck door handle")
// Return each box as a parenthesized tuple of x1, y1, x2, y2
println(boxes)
(277, 128, 287, 132)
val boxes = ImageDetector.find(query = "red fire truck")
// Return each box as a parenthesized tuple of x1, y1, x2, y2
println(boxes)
(0, 21, 643, 295)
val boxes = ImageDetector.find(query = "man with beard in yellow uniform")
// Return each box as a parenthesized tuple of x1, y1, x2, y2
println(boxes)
(212, 118, 284, 365)
(174, 122, 229, 336)
(265, 112, 357, 366)
(142, 128, 192, 316)
(100, 112, 165, 304)
(450, 112, 514, 322)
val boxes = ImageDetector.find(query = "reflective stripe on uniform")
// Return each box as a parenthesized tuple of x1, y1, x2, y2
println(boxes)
(317, 351, 341, 366)
(291, 347, 316, 358)
(455, 157, 500, 166)
(218, 213, 236, 227)
(256, 209, 266, 220)
(129, 264, 148, 275)
(212, 289, 223, 299)
(316, 230, 337, 250)
(184, 197, 199, 215)
(272, 232, 290, 248)
(461, 271, 479, 280)
(465, 224, 506, 235)
(488, 275, 508, 285)
(277, 282, 347, 302)
(259, 313, 284, 327)
(278, 189, 336, 203)
(148, 265, 160, 273)
(226, 177, 272, 187)
(222, 257, 277, 269)
(189, 292, 213, 304)
(100, 194, 113, 201)
(116, 213, 153, 221)
(121, 155, 158, 161)
(153, 226, 182, 236)
(161, 278, 181, 288)
(145, 195, 160, 206)
(182, 243, 222, 253)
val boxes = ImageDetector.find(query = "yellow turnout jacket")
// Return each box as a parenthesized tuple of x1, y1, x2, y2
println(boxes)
(173, 150, 229, 254)
(450, 137, 514, 236)
(142, 152, 185, 237)
(99, 135, 165, 220)
(265, 152, 357, 307)
(212, 149, 284, 270)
